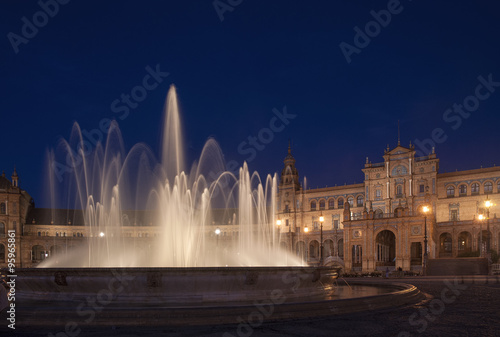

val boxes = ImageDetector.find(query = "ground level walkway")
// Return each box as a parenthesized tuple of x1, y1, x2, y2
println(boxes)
(2, 276, 499, 337)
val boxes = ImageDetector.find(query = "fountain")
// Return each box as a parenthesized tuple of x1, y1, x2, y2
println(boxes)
(10, 86, 423, 327)
(39, 85, 302, 268)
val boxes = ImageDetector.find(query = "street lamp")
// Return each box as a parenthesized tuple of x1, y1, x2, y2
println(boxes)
(422, 206, 429, 275)
(304, 225, 309, 233)
(215, 227, 221, 247)
(319, 213, 324, 265)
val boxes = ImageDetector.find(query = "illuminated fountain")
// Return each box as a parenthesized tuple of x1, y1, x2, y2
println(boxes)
(41, 85, 301, 268)
(12, 86, 423, 327)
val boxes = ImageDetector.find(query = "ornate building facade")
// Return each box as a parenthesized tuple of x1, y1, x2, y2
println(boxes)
(1, 141, 499, 273)
(276, 143, 499, 273)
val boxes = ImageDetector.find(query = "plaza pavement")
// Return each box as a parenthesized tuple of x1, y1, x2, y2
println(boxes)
(2, 275, 499, 337)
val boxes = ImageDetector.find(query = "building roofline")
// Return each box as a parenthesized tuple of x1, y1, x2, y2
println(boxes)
(303, 183, 364, 194)
(437, 165, 500, 178)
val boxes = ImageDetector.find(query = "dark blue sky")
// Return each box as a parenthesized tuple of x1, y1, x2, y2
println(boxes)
(1, 0, 500, 207)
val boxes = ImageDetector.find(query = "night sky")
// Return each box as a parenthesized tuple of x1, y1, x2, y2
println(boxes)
(1, 0, 500, 208)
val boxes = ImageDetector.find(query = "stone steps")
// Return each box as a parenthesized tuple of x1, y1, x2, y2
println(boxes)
(426, 258, 488, 276)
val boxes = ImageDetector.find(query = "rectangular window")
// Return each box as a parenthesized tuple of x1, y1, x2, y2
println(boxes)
(334, 220, 339, 229)
(419, 184, 425, 193)
(450, 210, 458, 221)
(286, 219, 289, 226)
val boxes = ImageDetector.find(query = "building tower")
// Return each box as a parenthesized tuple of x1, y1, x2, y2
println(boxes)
(278, 142, 301, 234)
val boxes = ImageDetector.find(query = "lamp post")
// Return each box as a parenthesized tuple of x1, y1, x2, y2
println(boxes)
(485, 197, 492, 256)
(319, 213, 324, 265)
(478, 214, 484, 257)
(304, 225, 309, 263)
(215, 227, 221, 247)
(422, 206, 429, 275)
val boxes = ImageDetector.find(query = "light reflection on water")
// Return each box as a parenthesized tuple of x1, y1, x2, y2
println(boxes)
(332, 284, 393, 300)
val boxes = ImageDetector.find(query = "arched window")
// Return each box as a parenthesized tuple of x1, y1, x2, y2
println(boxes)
(328, 199, 335, 209)
(356, 196, 364, 207)
(497, 181, 500, 193)
(319, 199, 325, 210)
(310, 201, 317, 211)
(459, 184, 467, 196)
(471, 183, 479, 195)
(347, 197, 354, 207)
(446, 186, 455, 197)
(484, 181, 493, 194)
(391, 165, 408, 176)
(338, 198, 344, 209)
(0, 203, 5, 215)
(0, 222, 5, 235)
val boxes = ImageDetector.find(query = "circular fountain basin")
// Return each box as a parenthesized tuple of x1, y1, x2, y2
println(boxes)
(11, 267, 424, 326)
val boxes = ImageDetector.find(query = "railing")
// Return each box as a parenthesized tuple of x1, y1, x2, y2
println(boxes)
(350, 211, 417, 220)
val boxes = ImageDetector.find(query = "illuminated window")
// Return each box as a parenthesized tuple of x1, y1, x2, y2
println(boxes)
(471, 183, 479, 195)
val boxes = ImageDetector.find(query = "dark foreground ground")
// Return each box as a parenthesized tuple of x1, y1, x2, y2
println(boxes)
(1, 276, 499, 337)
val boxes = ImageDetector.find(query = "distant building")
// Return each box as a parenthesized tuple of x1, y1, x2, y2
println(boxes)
(1, 141, 499, 272)
(276, 142, 499, 273)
